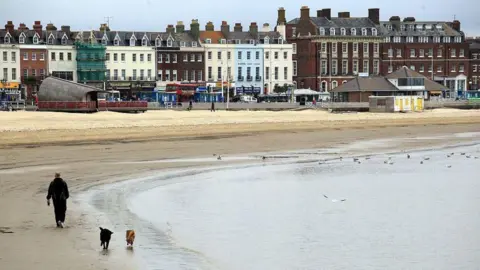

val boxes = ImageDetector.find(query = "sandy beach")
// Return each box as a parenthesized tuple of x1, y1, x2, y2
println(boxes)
(1, 109, 480, 270)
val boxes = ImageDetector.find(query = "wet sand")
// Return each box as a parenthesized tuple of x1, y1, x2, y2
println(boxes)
(1, 110, 480, 269)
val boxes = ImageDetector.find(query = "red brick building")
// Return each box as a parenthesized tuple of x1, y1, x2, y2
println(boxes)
(379, 17, 469, 97)
(285, 6, 383, 92)
(467, 38, 480, 90)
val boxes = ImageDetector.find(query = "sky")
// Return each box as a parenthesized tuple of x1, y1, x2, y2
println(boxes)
(3, 0, 478, 36)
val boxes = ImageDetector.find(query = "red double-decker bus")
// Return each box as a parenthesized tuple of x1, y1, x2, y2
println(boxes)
(166, 83, 203, 102)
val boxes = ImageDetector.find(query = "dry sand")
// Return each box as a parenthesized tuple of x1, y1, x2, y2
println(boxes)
(1, 109, 480, 270)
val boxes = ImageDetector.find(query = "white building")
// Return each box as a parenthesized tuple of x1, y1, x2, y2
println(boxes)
(44, 27, 78, 81)
(0, 43, 21, 84)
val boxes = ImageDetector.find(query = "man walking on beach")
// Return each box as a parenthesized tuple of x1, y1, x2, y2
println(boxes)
(46, 173, 70, 228)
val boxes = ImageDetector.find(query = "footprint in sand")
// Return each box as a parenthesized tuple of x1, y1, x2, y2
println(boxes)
(0, 227, 14, 233)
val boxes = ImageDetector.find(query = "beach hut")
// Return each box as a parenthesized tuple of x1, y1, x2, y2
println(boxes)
(369, 96, 424, 113)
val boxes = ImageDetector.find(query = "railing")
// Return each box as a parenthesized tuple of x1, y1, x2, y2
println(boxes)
(37, 101, 97, 110)
(102, 101, 148, 108)
(255, 76, 262, 81)
(237, 76, 244, 81)
(246, 76, 253, 81)
(106, 76, 155, 81)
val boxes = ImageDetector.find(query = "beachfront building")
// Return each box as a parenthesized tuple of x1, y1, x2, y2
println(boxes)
(0, 21, 21, 100)
(379, 17, 469, 98)
(467, 38, 480, 91)
(285, 6, 383, 92)
(45, 24, 77, 82)
(156, 21, 205, 87)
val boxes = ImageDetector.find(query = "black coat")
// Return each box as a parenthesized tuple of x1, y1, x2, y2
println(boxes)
(46, 178, 69, 202)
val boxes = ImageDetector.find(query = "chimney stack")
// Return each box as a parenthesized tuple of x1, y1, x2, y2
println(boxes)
(261, 23, 270, 32)
(452, 20, 461, 32)
(46, 23, 57, 31)
(249, 22, 258, 35)
(18, 23, 28, 31)
(99, 23, 110, 32)
(322, 8, 331, 20)
(166, 24, 175, 34)
(176, 21, 185, 33)
(221, 21, 230, 36)
(234, 23, 242, 32)
(5, 21, 14, 33)
(277, 7, 286, 25)
(403, 17, 416, 22)
(190, 19, 200, 40)
(61, 25, 71, 34)
(300, 6, 310, 20)
(205, 21, 214, 31)
(338, 12, 350, 18)
(33, 21, 43, 36)
(368, 8, 380, 24)
(317, 10, 323, 17)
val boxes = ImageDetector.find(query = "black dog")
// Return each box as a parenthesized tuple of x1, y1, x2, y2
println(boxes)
(99, 227, 113, 250)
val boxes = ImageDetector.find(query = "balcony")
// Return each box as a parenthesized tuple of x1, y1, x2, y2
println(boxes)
(106, 76, 154, 82)
(246, 76, 253, 81)
(237, 76, 244, 81)
(255, 76, 262, 81)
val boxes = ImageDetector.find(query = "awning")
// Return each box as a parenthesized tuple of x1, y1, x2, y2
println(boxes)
(0, 82, 20, 89)
(429, 90, 442, 95)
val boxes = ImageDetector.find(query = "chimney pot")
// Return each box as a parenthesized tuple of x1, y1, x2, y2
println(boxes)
(317, 10, 323, 17)
(322, 8, 331, 20)
(368, 8, 380, 25)
(277, 7, 286, 25)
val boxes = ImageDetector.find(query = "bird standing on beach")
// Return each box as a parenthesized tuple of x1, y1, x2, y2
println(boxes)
(323, 194, 346, 203)
(217, 155, 222, 160)
(407, 154, 411, 159)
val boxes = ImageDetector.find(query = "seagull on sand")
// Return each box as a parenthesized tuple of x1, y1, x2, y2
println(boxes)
(407, 154, 411, 159)
(461, 153, 466, 156)
(447, 165, 452, 168)
(323, 194, 347, 202)
(262, 156, 267, 160)
(420, 161, 424, 164)
(423, 157, 430, 161)
(217, 155, 222, 160)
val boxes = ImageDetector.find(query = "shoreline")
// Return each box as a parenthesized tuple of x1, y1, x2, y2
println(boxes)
(1, 113, 480, 269)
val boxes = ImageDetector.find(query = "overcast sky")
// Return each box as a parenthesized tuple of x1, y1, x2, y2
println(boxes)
(3, 0, 478, 35)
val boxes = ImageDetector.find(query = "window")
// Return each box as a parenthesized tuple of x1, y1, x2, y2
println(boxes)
(172, 54, 177, 63)
(155, 38, 161, 47)
(459, 64, 464, 72)
(437, 48, 443, 57)
(249, 39, 255, 45)
(293, 61, 297, 76)
(443, 37, 451, 43)
(352, 43, 358, 53)
(237, 67, 242, 80)
(3, 68, 7, 80)
(59, 52, 64, 61)
(119, 53, 124, 62)
(332, 60, 337, 75)
(2, 51, 7, 62)
(165, 54, 170, 63)
(142, 37, 148, 46)
(40, 53, 44, 61)
(372, 28, 377, 36)
(12, 68, 16, 80)
(104, 52, 107, 61)
(157, 70, 163, 81)
(32, 53, 36, 61)
(172, 70, 177, 81)
(121, 69, 126, 80)
(265, 52, 269, 59)
(47, 35, 54, 45)
(451, 49, 456, 57)
(293, 43, 297, 54)
(67, 53, 72, 61)
(274, 52, 278, 59)
(428, 63, 432, 72)
(283, 51, 288, 60)
(114, 53, 118, 62)
(133, 69, 138, 80)
(351, 28, 356, 36)
(419, 49, 424, 57)
(473, 65, 478, 72)
(393, 37, 401, 43)
(217, 67, 222, 80)
(220, 39, 226, 44)
(192, 41, 197, 47)
(361, 28, 367, 36)
(167, 39, 173, 47)
(331, 81, 338, 90)
(180, 41, 186, 47)
(227, 67, 231, 79)
(321, 43, 327, 53)
(114, 38, 120, 46)
(217, 51, 222, 60)
(320, 28, 325, 35)
(183, 54, 188, 62)
(330, 27, 335, 36)
(454, 36, 462, 43)
(387, 48, 393, 57)
(208, 51, 212, 60)
(363, 60, 369, 73)
(433, 36, 440, 43)
(112, 69, 117, 80)
(388, 65, 393, 73)
(148, 54, 152, 62)
(197, 54, 202, 62)
(342, 43, 347, 53)
(428, 48, 433, 57)
(406, 37, 414, 43)
(437, 65, 442, 72)
(265, 67, 269, 80)
(373, 43, 379, 54)
(246, 67, 251, 80)
(256, 51, 260, 60)
(208, 66, 212, 80)
(190, 54, 195, 62)
(148, 69, 152, 79)
(227, 51, 231, 60)
(341, 28, 346, 36)
(33, 35, 39, 44)
(31, 69, 36, 76)
(101, 36, 108, 45)
(385, 37, 391, 43)
(238, 51, 242, 60)
(182, 70, 188, 81)
(396, 49, 402, 57)
(332, 43, 337, 54)
(247, 51, 251, 60)
(139, 54, 144, 62)
(284, 67, 288, 80)
(459, 49, 464, 57)
(19, 35, 25, 44)
(39, 69, 44, 76)
(342, 60, 348, 74)
(410, 49, 416, 57)
(353, 60, 358, 73)
(451, 64, 456, 72)
(132, 54, 137, 62)
(191, 70, 196, 81)
(321, 60, 327, 74)
(410, 65, 416, 71)
(419, 64, 425, 72)
(274, 67, 278, 80)
(363, 43, 369, 54)
(23, 69, 27, 77)
(130, 37, 136, 46)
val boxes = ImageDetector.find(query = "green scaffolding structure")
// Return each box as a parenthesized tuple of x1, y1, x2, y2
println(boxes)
(75, 42, 106, 83)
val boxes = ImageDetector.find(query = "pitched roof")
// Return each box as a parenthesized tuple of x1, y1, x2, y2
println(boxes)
(199, 31, 225, 44)
(288, 16, 381, 36)
(330, 77, 397, 92)
(385, 66, 425, 79)
(379, 21, 462, 37)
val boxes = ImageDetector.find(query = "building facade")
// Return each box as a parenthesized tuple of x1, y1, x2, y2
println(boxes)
(467, 38, 480, 90)
(0, 21, 21, 97)
(45, 24, 77, 82)
(379, 17, 469, 97)
(156, 21, 204, 86)
(285, 6, 383, 92)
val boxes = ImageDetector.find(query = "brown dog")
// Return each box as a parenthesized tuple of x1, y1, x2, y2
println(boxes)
(126, 229, 135, 246)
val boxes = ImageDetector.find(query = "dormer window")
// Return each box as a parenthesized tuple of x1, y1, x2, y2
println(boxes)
(416, 24, 423, 30)
(33, 34, 39, 44)
(401, 25, 406, 31)
(47, 34, 55, 45)
(235, 39, 240, 44)
(130, 36, 136, 46)
(425, 24, 432, 30)
(142, 36, 149, 46)
(278, 38, 284, 44)
(264, 36, 270, 44)
(454, 36, 462, 43)
(19, 34, 25, 44)
(62, 35, 68, 45)
(249, 39, 255, 45)
(409, 25, 414, 31)
(443, 36, 451, 43)
(340, 28, 346, 36)
(4, 34, 11, 44)
(114, 36, 120, 46)
(361, 28, 367, 36)
(372, 28, 377, 36)
(180, 41, 186, 47)
(387, 24, 393, 30)
(351, 28, 356, 36)
(406, 36, 414, 43)
(155, 38, 161, 47)
(205, 38, 211, 44)
(320, 27, 325, 35)
(330, 28, 335, 36)
(192, 41, 197, 47)
(220, 39, 226, 44)
(167, 38, 173, 47)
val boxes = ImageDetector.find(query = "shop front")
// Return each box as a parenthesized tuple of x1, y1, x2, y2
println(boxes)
(236, 86, 262, 96)
(0, 82, 23, 103)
